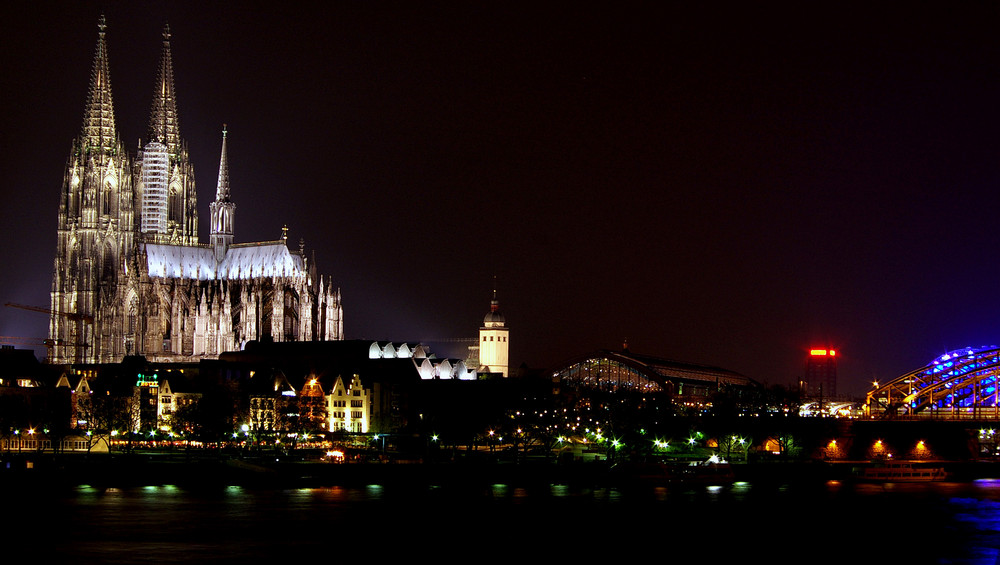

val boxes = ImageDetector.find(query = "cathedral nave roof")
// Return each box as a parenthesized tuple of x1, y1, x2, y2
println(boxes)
(145, 242, 305, 280)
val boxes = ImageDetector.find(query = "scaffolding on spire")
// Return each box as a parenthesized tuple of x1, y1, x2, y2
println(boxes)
(148, 23, 181, 153)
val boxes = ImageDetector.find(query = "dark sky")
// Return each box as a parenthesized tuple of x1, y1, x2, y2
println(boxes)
(3, 2, 1000, 396)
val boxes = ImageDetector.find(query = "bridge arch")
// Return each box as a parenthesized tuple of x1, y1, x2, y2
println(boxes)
(867, 346, 1000, 419)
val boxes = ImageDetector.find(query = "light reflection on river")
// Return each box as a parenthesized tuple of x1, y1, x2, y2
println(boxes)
(6, 479, 1000, 563)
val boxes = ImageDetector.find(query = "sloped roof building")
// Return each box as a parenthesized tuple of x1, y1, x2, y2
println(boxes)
(552, 347, 756, 407)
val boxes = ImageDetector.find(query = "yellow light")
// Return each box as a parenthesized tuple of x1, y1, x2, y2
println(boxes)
(810, 349, 829, 356)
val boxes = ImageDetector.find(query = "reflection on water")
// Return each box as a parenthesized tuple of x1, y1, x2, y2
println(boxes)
(7, 479, 1000, 563)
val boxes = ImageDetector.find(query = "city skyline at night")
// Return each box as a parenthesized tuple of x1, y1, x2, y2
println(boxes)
(3, 3, 1000, 395)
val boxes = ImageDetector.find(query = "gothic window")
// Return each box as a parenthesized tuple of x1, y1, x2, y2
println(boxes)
(103, 180, 113, 215)
(283, 289, 299, 341)
(259, 288, 273, 341)
(127, 307, 137, 335)
(169, 188, 181, 222)
(163, 316, 172, 352)
(102, 246, 115, 282)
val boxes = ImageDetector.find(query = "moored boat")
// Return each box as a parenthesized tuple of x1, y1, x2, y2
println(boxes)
(857, 461, 948, 482)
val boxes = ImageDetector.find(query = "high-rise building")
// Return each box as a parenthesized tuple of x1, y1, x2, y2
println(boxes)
(49, 17, 343, 364)
(803, 348, 837, 398)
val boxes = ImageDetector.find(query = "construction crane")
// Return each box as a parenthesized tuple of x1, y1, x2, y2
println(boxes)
(5, 302, 94, 324)
(4, 302, 93, 364)
(0, 336, 62, 359)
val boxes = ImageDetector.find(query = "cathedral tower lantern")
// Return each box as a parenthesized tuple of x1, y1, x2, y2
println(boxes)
(478, 288, 509, 377)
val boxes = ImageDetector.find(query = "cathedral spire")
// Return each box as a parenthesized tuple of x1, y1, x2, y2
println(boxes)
(210, 125, 236, 261)
(148, 23, 180, 153)
(80, 15, 118, 154)
(216, 125, 231, 201)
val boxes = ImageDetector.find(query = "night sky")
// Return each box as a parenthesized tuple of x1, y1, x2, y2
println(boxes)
(3, 2, 1000, 396)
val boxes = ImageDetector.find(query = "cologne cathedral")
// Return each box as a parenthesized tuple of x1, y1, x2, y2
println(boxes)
(49, 18, 343, 364)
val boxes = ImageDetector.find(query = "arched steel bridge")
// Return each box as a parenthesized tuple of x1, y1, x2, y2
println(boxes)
(867, 346, 1000, 419)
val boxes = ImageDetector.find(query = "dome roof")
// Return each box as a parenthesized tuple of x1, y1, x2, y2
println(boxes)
(483, 294, 505, 326)
(484, 308, 505, 325)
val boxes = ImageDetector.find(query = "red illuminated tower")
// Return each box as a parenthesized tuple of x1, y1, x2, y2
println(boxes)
(804, 349, 837, 398)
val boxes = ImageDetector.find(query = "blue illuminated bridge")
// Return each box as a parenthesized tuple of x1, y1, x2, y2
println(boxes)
(867, 346, 1000, 419)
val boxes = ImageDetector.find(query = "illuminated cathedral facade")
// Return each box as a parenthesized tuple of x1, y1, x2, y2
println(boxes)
(50, 18, 343, 364)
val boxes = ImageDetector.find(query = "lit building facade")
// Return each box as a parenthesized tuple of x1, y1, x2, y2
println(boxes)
(803, 349, 837, 398)
(327, 374, 370, 432)
(50, 18, 343, 365)
(215, 340, 473, 436)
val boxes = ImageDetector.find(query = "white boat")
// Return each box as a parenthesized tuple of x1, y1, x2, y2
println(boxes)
(859, 461, 948, 482)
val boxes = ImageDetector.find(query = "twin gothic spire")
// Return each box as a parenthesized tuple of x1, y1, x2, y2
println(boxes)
(81, 16, 179, 154)
(81, 18, 180, 156)
(77, 16, 233, 238)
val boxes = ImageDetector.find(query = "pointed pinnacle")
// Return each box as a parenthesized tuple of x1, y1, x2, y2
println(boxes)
(80, 16, 117, 153)
(215, 126, 231, 201)
(148, 24, 180, 152)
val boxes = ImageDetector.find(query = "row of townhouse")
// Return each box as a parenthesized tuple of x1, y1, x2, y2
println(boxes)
(1, 339, 489, 440)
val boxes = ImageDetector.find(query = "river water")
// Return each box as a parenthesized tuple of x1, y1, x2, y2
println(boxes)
(6, 478, 1000, 563)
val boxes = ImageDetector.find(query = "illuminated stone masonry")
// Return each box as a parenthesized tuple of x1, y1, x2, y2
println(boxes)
(50, 18, 343, 364)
